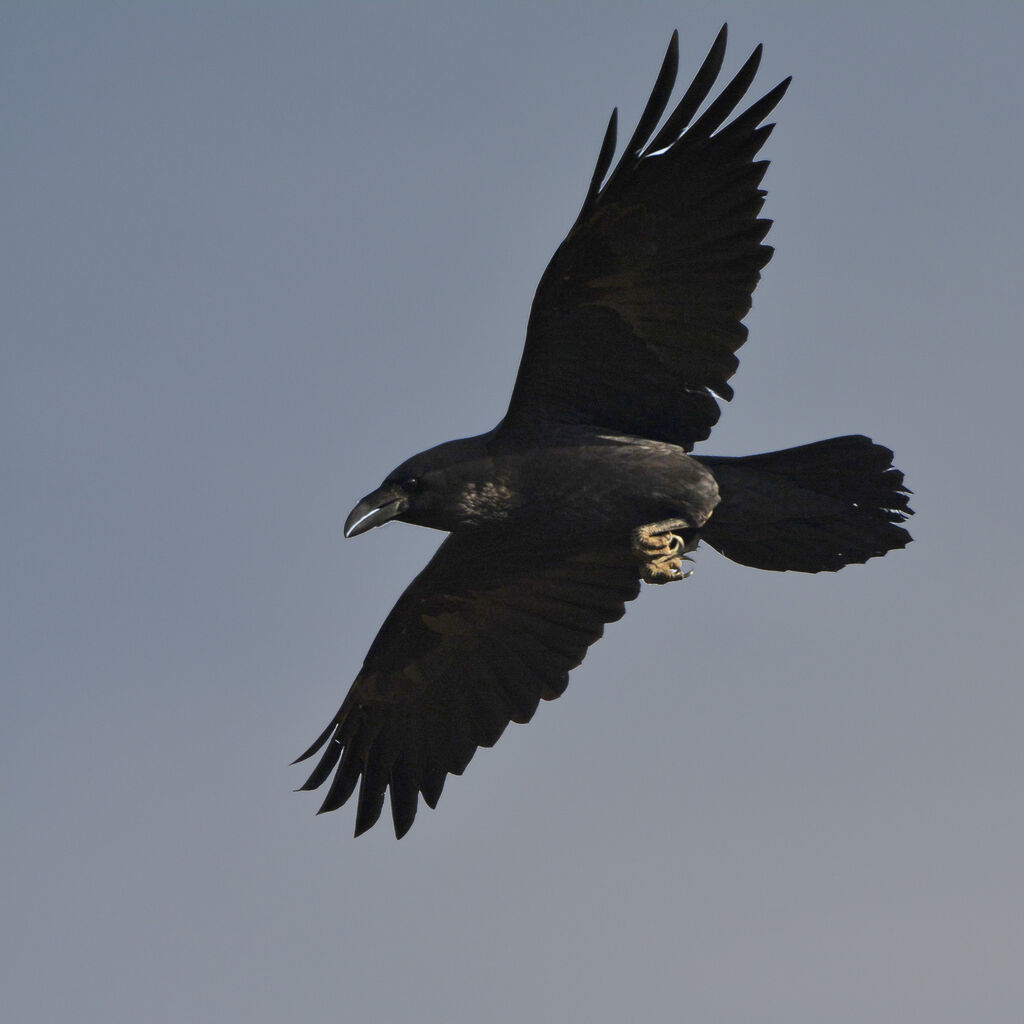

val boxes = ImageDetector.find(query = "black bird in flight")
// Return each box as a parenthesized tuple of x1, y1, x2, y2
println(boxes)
(295, 27, 912, 837)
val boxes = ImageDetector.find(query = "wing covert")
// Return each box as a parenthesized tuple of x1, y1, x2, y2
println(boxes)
(295, 534, 641, 837)
(498, 26, 791, 451)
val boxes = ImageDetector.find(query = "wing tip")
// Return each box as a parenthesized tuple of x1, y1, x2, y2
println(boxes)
(290, 719, 336, 765)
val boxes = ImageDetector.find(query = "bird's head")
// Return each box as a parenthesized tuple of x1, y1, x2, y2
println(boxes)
(343, 435, 492, 538)
(345, 459, 448, 536)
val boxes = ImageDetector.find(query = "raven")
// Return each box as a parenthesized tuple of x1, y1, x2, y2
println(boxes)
(295, 27, 912, 837)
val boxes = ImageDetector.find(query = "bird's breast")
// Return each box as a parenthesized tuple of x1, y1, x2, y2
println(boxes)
(455, 478, 521, 525)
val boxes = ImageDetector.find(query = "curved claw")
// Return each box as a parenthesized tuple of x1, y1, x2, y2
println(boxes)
(632, 523, 699, 583)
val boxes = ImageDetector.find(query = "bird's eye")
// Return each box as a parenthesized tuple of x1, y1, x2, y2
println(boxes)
(402, 477, 422, 492)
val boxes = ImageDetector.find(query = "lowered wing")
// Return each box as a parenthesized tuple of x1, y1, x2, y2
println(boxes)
(498, 26, 790, 451)
(296, 534, 641, 837)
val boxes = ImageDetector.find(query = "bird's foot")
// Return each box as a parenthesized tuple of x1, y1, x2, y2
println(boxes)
(632, 521, 697, 584)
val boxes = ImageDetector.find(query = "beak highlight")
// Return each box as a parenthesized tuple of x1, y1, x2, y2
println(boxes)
(344, 488, 407, 538)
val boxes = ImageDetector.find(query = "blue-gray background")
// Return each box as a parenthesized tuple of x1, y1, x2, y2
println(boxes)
(4, 3, 1022, 1021)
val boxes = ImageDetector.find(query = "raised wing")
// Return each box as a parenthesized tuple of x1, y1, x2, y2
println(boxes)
(295, 534, 641, 837)
(498, 26, 791, 451)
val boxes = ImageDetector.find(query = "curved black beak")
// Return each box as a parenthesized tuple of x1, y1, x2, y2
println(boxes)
(344, 486, 408, 538)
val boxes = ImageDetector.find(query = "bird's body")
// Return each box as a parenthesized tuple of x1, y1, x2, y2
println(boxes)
(372, 428, 719, 542)
(296, 27, 913, 837)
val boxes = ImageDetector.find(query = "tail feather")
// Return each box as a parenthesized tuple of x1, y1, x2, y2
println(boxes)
(699, 435, 913, 573)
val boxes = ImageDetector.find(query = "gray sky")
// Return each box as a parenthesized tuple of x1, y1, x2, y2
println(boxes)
(4, 3, 1023, 1022)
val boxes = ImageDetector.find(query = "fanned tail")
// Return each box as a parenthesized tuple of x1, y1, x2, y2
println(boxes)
(699, 435, 913, 572)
